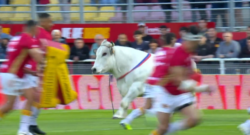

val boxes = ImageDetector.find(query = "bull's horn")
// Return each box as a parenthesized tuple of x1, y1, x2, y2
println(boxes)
(111, 42, 115, 47)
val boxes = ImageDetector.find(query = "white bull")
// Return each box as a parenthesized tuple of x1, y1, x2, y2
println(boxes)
(92, 40, 154, 118)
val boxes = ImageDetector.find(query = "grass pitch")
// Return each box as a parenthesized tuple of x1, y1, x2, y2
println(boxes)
(0, 110, 247, 135)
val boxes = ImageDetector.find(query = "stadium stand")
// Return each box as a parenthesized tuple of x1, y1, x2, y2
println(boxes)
(71, 0, 91, 4)
(84, 6, 98, 21)
(0, 7, 14, 21)
(110, 7, 123, 22)
(133, 6, 149, 21)
(9, 7, 31, 21)
(10, 0, 31, 4)
(147, 6, 165, 21)
(93, 6, 115, 21)
(47, 6, 63, 21)
(49, 0, 59, 4)
(70, 6, 80, 21)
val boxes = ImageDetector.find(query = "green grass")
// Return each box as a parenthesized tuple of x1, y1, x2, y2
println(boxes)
(0, 110, 248, 135)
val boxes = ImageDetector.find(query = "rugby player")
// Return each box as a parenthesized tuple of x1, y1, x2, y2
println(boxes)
(0, 20, 45, 135)
(25, 13, 53, 135)
(150, 25, 214, 135)
(120, 33, 177, 130)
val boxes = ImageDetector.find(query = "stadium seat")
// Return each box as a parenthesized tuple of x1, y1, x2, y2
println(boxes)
(9, 7, 31, 21)
(70, 6, 80, 21)
(50, 0, 59, 4)
(133, 6, 149, 21)
(47, 7, 62, 21)
(110, 7, 124, 22)
(0, 7, 14, 21)
(10, 0, 31, 4)
(93, 6, 115, 21)
(147, 6, 165, 21)
(84, 6, 98, 21)
(71, 0, 90, 4)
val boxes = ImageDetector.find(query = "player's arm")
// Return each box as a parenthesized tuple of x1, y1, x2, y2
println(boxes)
(24, 68, 37, 76)
(172, 68, 209, 93)
(157, 74, 170, 86)
(28, 48, 45, 72)
(168, 64, 210, 93)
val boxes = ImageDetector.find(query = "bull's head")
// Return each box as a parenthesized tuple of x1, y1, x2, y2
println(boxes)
(91, 40, 115, 74)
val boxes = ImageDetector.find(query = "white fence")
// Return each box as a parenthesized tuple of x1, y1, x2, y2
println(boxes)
(0, 58, 249, 74)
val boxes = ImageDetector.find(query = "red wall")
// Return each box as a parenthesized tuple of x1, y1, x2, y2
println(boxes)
(1, 75, 249, 110)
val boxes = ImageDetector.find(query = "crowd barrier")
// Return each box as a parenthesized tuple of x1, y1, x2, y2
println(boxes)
(0, 74, 249, 110)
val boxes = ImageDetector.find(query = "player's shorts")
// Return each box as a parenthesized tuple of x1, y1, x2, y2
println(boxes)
(155, 86, 196, 113)
(0, 73, 25, 96)
(144, 84, 160, 98)
(22, 74, 39, 89)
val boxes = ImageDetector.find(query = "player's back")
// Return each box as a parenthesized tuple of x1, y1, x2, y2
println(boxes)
(147, 47, 176, 85)
(1, 33, 39, 78)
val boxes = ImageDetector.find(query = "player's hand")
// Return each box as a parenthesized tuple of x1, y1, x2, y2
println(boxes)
(38, 61, 46, 75)
(219, 55, 224, 58)
(192, 56, 202, 62)
(205, 85, 216, 94)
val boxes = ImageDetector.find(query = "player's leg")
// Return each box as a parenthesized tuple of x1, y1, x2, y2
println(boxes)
(0, 73, 20, 119)
(238, 107, 250, 135)
(165, 104, 201, 135)
(150, 112, 171, 135)
(29, 86, 45, 135)
(18, 87, 35, 135)
(0, 95, 17, 119)
(120, 98, 153, 130)
(149, 86, 173, 135)
(23, 75, 46, 135)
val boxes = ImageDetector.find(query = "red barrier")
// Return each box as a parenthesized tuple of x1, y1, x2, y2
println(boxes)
(1, 75, 250, 110)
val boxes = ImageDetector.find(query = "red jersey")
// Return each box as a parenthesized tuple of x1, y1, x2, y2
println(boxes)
(1, 33, 40, 78)
(164, 46, 193, 95)
(147, 47, 175, 85)
(26, 27, 52, 72)
(25, 60, 37, 71)
(36, 27, 52, 41)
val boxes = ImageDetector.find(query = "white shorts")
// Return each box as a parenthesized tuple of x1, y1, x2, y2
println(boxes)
(144, 84, 160, 98)
(22, 74, 39, 89)
(155, 86, 196, 113)
(0, 73, 25, 96)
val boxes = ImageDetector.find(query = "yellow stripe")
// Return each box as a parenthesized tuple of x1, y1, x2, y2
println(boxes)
(21, 110, 32, 116)
(33, 102, 40, 109)
(151, 130, 160, 135)
(0, 110, 4, 118)
(139, 107, 145, 115)
(194, 69, 201, 73)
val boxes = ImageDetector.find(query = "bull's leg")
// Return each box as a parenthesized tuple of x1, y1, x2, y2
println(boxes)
(113, 82, 143, 119)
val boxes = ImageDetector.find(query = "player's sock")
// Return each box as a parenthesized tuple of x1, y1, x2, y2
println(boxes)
(121, 108, 144, 124)
(0, 110, 4, 119)
(19, 110, 32, 132)
(244, 119, 250, 127)
(150, 130, 160, 135)
(247, 108, 250, 114)
(146, 108, 156, 115)
(30, 104, 40, 126)
(165, 120, 186, 134)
